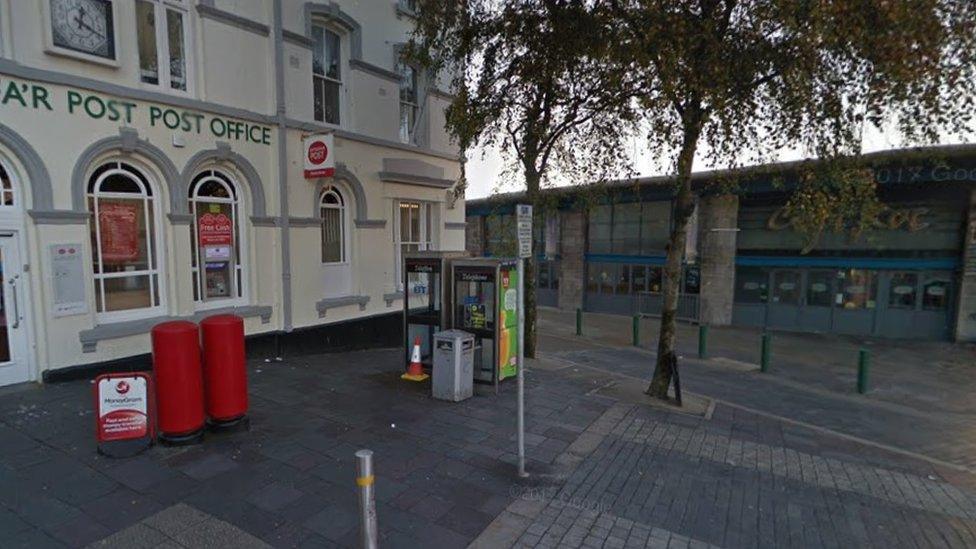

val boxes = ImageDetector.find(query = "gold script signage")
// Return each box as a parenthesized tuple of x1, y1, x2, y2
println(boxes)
(766, 206, 930, 233)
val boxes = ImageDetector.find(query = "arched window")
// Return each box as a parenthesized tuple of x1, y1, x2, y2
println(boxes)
(189, 170, 244, 303)
(0, 162, 15, 207)
(87, 161, 163, 319)
(320, 186, 346, 263)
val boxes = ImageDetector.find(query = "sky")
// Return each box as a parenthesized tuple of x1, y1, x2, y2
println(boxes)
(463, 124, 970, 200)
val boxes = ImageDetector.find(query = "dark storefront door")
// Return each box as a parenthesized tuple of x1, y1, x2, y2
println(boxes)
(767, 270, 802, 330)
(800, 270, 834, 332)
(733, 266, 954, 340)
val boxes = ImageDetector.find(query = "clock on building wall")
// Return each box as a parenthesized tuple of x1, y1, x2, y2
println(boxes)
(49, 0, 115, 60)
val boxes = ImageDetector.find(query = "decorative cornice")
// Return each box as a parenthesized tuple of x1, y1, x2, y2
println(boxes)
(316, 295, 370, 317)
(282, 29, 314, 49)
(379, 171, 455, 189)
(28, 210, 91, 225)
(349, 59, 400, 83)
(197, 5, 270, 36)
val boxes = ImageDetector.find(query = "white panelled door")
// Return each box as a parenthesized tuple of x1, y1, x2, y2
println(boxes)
(0, 234, 28, 386)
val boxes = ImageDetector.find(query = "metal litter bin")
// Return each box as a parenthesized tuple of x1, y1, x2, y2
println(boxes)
(432, 330, 474, 402)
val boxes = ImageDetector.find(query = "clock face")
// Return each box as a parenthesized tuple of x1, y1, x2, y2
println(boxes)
(50, 0, 115, 59)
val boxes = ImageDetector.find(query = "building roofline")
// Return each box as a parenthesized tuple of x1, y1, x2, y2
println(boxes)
(466, 143, 976, 208)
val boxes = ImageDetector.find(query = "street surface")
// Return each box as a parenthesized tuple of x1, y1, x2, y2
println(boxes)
(0, 308, 974, 547)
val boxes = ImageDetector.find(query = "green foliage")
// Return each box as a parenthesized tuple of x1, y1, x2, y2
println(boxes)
(782, 159, 885, 254)
(407, 0, 639, 197)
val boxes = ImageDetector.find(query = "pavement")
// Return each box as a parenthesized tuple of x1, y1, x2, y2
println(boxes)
(0, 309, 974, 547)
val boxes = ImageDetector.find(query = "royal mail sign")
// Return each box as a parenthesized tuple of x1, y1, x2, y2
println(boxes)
(303, 133, 335, 179)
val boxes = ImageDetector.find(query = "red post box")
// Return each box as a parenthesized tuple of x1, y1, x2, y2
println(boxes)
(151, 320, 205, 444)
(200, 314, 248, 428)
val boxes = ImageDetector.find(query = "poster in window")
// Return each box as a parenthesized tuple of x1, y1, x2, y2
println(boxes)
(198, 212, 233, 246)
(98, 203, 139, 264)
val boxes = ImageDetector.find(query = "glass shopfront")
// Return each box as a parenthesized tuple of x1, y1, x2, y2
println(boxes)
(732, 194, 964, 340)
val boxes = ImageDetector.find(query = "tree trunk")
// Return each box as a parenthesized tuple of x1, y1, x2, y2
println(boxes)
(646, 118, 702, 400)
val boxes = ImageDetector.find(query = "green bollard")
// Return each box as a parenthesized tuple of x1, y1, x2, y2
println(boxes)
(760, 332, 771, 372)
(698, 325, 708, 359)
(576, 308, 582, 336)
(632, 314, 640, 347)
(857, 349, 870, 394)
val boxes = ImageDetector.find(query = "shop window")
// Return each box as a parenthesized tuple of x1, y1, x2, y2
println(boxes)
(806, 271, 833, 307)
(640, 201, 671, 254)
(772, 271, 801, 305)
(617, 264, 631, 294)
(397, 62, 419, 143)
(735, 267, 767, 304)
(587, 205, 612, 254)
(189, 170, 243, 304)
(395, 200, 433, 289)
(647, 266, 663, 293)
(631, 265, 647, 293)
(888, 272, 918, 309)
(320, 186, 346, 263)
(0, 163, 15, 206)
(87, 161, 163, 320)
(586, 264, 599, 292)
(922, 275, 951, 311)
(612, 203, 641, 255)
(838, 269, 877, 310)
(598, 263, 620, 295)
(683, 266, 700, 295)
(484, 214, 515, 256)
(136, 0, 190, 92)
(312, 25, 342, 125)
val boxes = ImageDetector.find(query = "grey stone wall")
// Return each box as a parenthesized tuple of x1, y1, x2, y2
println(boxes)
(465, 215, 484, 256)
(698, 194, 739, 326)
(558, 211, 586, 311)
(954, 189, 976, 341)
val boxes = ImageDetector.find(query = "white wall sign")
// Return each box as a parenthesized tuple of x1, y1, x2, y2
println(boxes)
(516, 204, 532, 259)
(50, 243, 88, 317)
(303, 133, 335, 179)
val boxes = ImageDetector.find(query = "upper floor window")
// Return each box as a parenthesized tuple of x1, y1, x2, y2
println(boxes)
(87, 161, 164, 320)
(136, 0, 190, 92)
(398, 62, 419, 143)
(399, 0, 418, 12)
(312, 25, 342, 125)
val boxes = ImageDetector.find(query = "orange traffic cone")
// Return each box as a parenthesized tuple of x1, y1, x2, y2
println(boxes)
(401, 336, 429, 381)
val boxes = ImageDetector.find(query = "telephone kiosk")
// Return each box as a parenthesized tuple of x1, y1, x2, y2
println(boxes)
(402, 251, 469, 372)
(451, 258, 520, 393)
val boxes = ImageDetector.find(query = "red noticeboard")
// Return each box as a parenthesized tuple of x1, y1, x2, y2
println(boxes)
(98, 203, 140, 263)
(197, 212, 234, 246)
(94, 372, 153, 445)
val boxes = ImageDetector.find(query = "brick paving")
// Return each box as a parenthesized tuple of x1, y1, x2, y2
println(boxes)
(2, 327, 976, 547)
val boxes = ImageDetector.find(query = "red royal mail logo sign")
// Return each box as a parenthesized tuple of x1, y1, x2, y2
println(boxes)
(303, 133, 335, 179)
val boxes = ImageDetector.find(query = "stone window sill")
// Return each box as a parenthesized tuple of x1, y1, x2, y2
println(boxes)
(79, 305, 273, 353)
(316, 295, 370, 318)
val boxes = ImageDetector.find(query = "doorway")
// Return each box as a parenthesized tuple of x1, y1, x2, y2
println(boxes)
(0, 234, 29, 386)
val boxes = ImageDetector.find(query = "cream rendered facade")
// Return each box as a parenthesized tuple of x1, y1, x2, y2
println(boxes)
(0, 0, 464, 383)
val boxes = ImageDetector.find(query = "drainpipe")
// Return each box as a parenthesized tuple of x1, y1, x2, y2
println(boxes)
(272, 0, 293, 332)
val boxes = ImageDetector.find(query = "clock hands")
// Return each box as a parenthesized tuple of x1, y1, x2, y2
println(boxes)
(73, 5, 104, 38)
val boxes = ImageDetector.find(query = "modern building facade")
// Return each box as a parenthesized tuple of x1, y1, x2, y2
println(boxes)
(466, 146, 976, 343)
(0, 0, 464, 386)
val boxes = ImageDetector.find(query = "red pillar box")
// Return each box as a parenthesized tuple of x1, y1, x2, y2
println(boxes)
(151, 320, 206, 444)
(200, 314, 249, 430)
